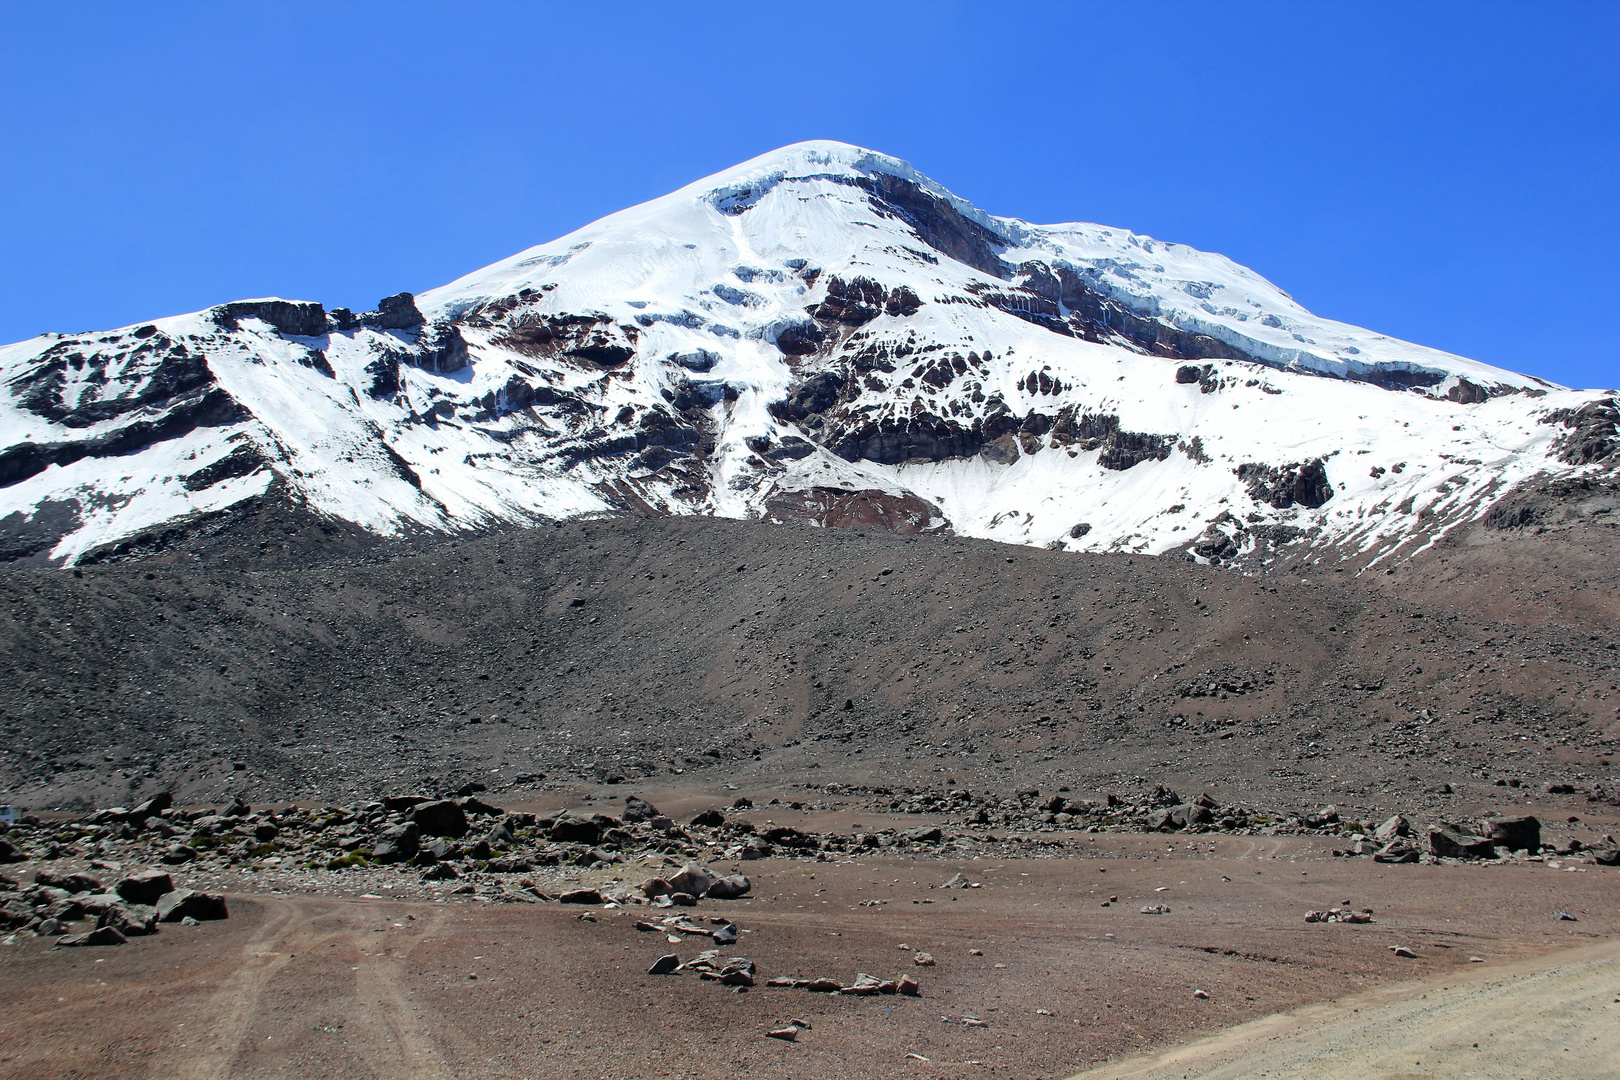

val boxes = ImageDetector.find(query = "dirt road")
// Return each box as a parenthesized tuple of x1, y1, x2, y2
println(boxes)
(1072, 940, 1620, 1080)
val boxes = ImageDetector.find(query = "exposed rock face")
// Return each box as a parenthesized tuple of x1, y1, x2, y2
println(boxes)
(366, 292, 426, 331)
(1238, 459, 1334, 510)
(214, 300, 329, 337)
(765, 487, 948, 534)
(1545, 396, 1620, 465)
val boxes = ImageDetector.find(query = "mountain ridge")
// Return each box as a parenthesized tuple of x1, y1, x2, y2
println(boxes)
(0, 140, 1613, 568)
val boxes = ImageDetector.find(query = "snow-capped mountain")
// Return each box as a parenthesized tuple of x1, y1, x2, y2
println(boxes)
(1, 141, 1614, 567)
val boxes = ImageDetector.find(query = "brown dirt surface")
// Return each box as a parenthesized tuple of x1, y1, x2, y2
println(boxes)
(3, 837, 1616, 1079)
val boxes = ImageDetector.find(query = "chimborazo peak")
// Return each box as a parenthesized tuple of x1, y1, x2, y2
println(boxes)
(1, 140, 1614, 568)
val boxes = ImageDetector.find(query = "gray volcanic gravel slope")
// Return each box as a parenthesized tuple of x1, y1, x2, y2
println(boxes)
(2, 511, 1618, 815)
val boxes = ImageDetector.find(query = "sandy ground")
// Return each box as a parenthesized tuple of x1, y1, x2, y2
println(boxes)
(1073, 939, 1620, 1080)
(3, 838, 1617, 1080)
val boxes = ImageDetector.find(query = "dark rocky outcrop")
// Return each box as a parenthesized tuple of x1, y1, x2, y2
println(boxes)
(1238, 459, 1334, 510)
(214, 300, 328, 338)
(1544, 396, 1620, 465)
(182, 442, 270, 492)
(765, 487, 948, 535)
(411, 800, 469, 839)
(495, 313, 638, 368)
(0, 387, 249, 488)
(364, 293, 426, 331)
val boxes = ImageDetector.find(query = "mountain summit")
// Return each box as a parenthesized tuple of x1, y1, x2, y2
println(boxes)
(1, 141, 1613, 566)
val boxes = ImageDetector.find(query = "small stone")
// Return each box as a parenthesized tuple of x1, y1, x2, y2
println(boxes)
(1390, 946, 1418, 958)
(647, 954, 680, 975)
(1555, 910, 1578, 921)
(897, 976, 920, 996)
(805, 978, 842, 993)
(765, 1026, 798, 1042)
(1193, 989, 1210, 999)
(557, 889, 604, 905)
(913, 951, 936, 966)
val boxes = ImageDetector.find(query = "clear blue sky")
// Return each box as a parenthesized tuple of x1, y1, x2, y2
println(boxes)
(2, 2, 1615, 387)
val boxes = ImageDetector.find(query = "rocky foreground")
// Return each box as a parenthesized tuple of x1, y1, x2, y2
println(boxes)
(6, 783, 1617, 950)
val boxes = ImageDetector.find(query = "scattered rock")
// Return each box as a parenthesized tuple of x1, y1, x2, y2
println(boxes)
(622, 796, 661, 823)
(98, 902, 159, 937)
(765, 1026, 799, 1042)
(411, 800, 469, 839)
(1374, 814, 1411, 841)
(706, 874, 751, 899)
(1390, 946, 1418, 958)
(669, 864, 715, 898)
(647, 953, 680, 975)
(57, 926, 126, 947)
(114, 869, 174, 906)
(558, 889, 604, 905)
(1486, 816, 1541, 852)
(1427, 826, 1496, 860)
(156, 889, 228, 922)
(1140, 904, 1171, 915)
(913, 952, 936, 966)
(1555, 910, 1578, 921)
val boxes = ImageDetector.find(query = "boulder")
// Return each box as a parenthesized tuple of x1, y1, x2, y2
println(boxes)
(622, 796, 661, 823)
(548, 814, 602, 844)
(639, 877, 673, 898)
(57, 926, 126, 947)
(1427, 826, 1497, 860)
(1373, 842, 1418, 864)
(1374, 815, 1411, 841)
(689, 809, 726, 829)
(126, 793, 173, 823)
(904, 826, 944, 843)
(382, 795, 431, 812)
(457, 796, 504, 818)
(706, 874, 752, 899)
(647, 953, 679, 975)
(411, 800, 469, 839)
(156, 889, 229, 922)
(160, 844, 198, 865)
(113, 870, 173, 906)
(371, 822, 420, 864)
(669, 864, 715, 898)
(484, 820, 515, 847)
(1486, 816, 1540, 852)
(558, 889, 604, 905)
(0, 838, 24, 863)
(34, 871, 103, 895)
(98, 902, 159, 937)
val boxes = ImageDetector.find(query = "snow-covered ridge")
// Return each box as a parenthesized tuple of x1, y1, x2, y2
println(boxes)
(0, 141, 1611, 566)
